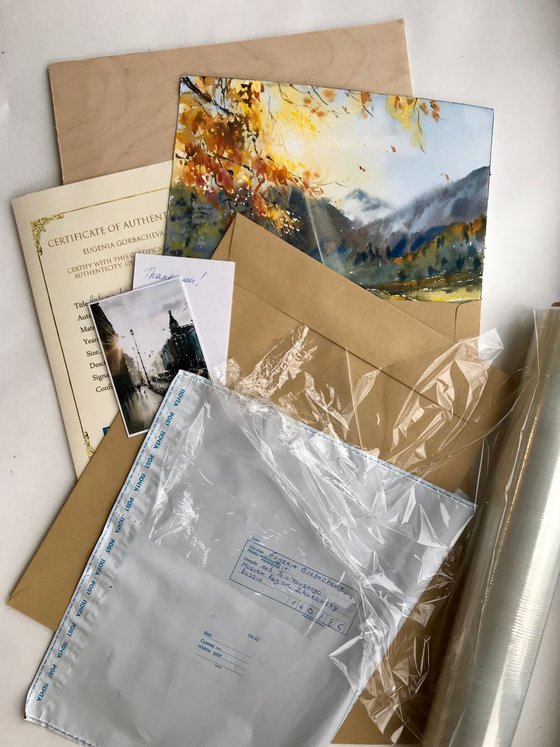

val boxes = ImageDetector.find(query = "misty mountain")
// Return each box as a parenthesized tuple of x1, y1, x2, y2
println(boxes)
(167, 164, 489, 299)
(348, 166, 490, 258)
(336, 188, 392, 225)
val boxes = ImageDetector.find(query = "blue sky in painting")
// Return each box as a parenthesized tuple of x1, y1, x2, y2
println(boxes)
(268, 86, 494, 209)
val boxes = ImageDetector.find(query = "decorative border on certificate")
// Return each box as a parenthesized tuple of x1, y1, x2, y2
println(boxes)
(28, 185, 169, 463)
(31, 212, 95, 458)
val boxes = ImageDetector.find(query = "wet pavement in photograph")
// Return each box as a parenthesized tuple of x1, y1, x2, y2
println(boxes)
(122, 385, 164, 434)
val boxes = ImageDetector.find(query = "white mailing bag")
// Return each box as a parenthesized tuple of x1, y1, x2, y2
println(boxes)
(26, 372, 474, 747)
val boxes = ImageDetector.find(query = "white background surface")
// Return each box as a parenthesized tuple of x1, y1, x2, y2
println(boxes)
(1, 1, 559, 746)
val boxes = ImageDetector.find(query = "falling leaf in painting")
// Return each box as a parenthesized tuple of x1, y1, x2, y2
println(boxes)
(390, 145, 397, 152)
(386, 95, 441, 149)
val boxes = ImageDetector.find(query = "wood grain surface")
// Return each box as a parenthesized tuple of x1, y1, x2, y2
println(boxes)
(48, 21, 411, 184)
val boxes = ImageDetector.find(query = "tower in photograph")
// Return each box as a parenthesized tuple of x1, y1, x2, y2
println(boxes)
(161, 310, 206, 377)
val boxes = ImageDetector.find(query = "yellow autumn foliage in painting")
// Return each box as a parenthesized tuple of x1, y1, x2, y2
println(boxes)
(386, 96, 441, 150)
(175, 78, 329, 230)
(174, 78, 438, 232)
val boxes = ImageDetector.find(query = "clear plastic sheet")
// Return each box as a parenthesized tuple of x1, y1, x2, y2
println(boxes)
(424, 308, 560, 746)
(26, 371, 476, 747)
(221, 322, 515, 743)
(224, 324, 510, 490)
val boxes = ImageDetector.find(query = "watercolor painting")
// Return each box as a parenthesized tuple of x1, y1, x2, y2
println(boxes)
(165, 77, 493, 301)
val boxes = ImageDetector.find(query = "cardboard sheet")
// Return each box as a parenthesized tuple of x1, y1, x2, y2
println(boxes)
(9, 217, 511, 745)
(48, 21, 411, 184)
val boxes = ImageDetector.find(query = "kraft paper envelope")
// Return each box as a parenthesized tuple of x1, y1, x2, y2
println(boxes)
(9, 217, 510, 746)
(48, 21, 411, 184)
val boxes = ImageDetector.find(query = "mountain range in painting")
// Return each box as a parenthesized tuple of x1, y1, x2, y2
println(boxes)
(290, 164, 489, 299)
(165, 77, 493, 301)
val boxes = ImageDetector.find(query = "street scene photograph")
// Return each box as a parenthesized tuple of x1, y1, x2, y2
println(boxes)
(90, 278, 207, 435)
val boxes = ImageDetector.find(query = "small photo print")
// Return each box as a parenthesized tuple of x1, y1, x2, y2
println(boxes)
(90, 277, 207, 436)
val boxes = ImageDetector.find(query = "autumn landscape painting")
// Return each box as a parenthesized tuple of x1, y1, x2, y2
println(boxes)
(165, 77, 493, 301)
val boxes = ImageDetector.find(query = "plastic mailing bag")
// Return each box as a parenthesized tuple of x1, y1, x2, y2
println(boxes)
(26, 371, 475, 747)
(222, 323, 514, 743)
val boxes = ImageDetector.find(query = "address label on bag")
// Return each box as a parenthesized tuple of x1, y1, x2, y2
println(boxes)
(230, 540, 358, 636)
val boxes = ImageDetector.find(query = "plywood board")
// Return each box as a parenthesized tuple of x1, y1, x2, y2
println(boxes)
(48, 21, 411, 184)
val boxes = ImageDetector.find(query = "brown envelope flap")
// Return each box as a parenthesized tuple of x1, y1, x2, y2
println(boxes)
(217, 216, 507, 423)
(222, 215, 454, 372)
(455, 298, 482, 340)
(49, 21, 411, 184)
(213, 219, 481, 349)
(212, 219, 235, 261)
(388, 298, 481, 341)
(228, 285, 512, 491)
